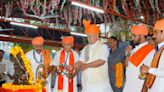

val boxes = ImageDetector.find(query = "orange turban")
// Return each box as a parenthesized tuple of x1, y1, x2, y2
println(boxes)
(131, 24, 148, 36)
(32, 36, 44, 45)
(154, 19, 164, 31)
(83, 19, 100, 35)
(62, 36, 74, 44)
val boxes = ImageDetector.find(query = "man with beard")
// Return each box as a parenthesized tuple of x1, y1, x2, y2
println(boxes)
(140, 19, 164, 92)
(123, 24, 155, 92)
(26, 36, 52, 92)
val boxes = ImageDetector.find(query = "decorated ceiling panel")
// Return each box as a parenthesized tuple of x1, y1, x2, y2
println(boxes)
(0, 0, 163, 47)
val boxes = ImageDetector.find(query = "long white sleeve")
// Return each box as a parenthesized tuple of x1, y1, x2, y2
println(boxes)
(148, 52, 164, 78)
(149, 68, 164, 78)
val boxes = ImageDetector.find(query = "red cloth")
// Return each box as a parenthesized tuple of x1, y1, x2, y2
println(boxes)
(129, 44, 154, 67)
(57, 50, 74, 92)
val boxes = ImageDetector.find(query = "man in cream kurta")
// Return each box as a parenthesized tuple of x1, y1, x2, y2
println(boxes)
(51, 36, 79, 92)
(140, 19, 164, 92)
(123, 25, 155, 92)
(73, 19, 113, 92)
(26, 36, 51, 92)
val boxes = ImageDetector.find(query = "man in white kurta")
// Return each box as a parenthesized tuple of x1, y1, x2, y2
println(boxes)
(140, 19, 164, 92)
(26, 36, 51, 92)
(51, 36, 79, 92)
(123, 25, 155, 92)
(73, 19, 113, 92)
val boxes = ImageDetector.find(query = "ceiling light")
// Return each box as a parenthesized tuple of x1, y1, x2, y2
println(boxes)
(0, 28, 15, 31)
(10, 22, 38, 29)
(51, 50, 56, 53)
(70, 32, 87, 37)
(140, 16, 144, 19)
(71, 1, 104, 13)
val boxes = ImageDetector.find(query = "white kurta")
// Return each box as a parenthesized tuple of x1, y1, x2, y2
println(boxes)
(51, 49, 79, 92)
(79, 41, 113, 92)
(0, 58, 14, 83)
(123, 42, 155, 92)
(148, 41, 164, 92)
(26, 50, 51, 92)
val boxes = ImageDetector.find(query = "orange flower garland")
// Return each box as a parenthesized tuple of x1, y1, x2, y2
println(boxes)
(2, 83, 36, 90)
(115, 63, 123, 88)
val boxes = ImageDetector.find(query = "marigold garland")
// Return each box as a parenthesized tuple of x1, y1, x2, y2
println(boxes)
(2, 83, 36, 90)
(7, 46, 43, 92)
(115, 63, 123, 88)
(10, 46, 34, 84)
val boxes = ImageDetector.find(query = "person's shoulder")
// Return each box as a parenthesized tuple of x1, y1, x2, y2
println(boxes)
(72, 50, 79, 55)
(80, 44, 88, 51)
(55, 49, 63, 55)
(100, 43, 108, 49)
(25, 50, 33, 55)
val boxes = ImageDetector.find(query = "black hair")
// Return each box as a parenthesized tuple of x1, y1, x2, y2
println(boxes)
(0, 50, 4, 54)
(109, 36, 118, 41)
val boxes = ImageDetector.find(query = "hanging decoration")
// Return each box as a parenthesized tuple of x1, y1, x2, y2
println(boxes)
(114, 0, 119, 13)
(155, 0, 161, 14)
(149, 0, 155, 11)
(5, 1, 13, 17)
(121, 0, 129, 15)
(2, 0, 163, 35)
(60, 0, 66, 11)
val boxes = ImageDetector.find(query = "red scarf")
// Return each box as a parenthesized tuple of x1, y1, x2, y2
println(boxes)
(129, 44, 154, 67)
(58, 50, 74, 92)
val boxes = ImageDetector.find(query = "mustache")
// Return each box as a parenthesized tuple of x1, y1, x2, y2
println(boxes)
(152, 38, 156, 41)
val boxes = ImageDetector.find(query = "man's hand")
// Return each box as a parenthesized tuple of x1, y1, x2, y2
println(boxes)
(67, 65, 74, 72)
(124, 56, 129, 67)
(73, 62, 82, 71)
(111, 64, 116, 71)
(125, 45, 132, 56)
(51, 66, 57, 75)
(42, 73, 47, 79)
(81, 63, 88, 71)
(66, 68, 78, 79)
(140, 64, 150, 73)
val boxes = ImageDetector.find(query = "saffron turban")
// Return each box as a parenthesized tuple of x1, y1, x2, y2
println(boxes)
(154, 19, 164, 31)
(131, 24, 148, 36)
(32, 36, 44, 45)
(82, 19, 100, 35)
(62, 36, 74, 44)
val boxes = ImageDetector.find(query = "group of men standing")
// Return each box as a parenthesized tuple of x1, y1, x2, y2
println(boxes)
(1, 18, 163, 92)
(123, 19, 164, 92)
(27, 18, 164, 92)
